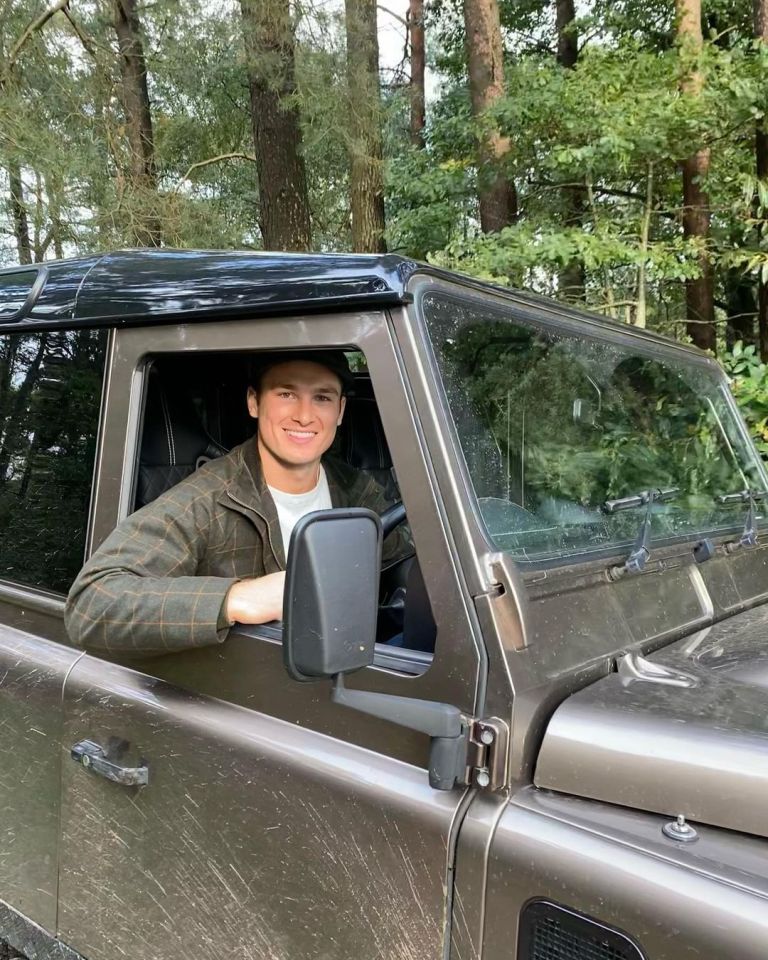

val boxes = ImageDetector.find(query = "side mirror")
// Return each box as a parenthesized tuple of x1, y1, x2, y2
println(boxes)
(283, 506, 474, 792)
(282, 508, 382, 682)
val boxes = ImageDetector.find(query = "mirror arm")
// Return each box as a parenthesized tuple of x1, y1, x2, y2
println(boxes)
(331, 675, 468, 791)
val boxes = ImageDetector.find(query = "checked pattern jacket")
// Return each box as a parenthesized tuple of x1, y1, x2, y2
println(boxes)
(64, 439, 407, 654)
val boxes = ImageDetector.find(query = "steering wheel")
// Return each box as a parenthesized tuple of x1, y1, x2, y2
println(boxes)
(380, 500, 407, 538)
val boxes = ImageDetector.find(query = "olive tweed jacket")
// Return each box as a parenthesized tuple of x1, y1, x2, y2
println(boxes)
(64, 439, 404, 654)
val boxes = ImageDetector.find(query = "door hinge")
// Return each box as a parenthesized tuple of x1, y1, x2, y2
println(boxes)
(464, 717, 508, 791)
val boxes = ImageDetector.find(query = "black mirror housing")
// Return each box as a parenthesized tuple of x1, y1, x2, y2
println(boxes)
(283, 508, 382, 682)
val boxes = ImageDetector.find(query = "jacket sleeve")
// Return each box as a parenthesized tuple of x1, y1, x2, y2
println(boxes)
(64, 482, 239, 654)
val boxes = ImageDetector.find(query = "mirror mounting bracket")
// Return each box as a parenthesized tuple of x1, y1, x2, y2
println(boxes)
(331, 674, 470, 791)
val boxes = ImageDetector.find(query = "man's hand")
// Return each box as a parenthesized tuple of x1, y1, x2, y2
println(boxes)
(225, 571, 286, 624)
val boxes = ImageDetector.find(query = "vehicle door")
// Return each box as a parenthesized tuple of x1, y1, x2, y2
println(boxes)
(56, 312, 486, 960)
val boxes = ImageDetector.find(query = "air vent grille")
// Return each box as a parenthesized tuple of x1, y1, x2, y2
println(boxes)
(518, 901, 645, 960)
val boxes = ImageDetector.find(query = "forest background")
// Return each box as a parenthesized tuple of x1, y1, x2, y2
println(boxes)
(3, 0, 768, 451)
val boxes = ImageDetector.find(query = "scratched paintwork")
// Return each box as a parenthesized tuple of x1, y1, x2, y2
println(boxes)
(58, 655, 458, 960)
(0, 625, 82, 933)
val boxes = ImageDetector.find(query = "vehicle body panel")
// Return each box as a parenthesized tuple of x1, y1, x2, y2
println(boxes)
(535, 599, 768, 838)
(482, 788, 768, 960)
(0, 624, 82, 931)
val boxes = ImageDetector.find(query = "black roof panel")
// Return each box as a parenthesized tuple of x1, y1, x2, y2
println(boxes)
(2, 249, 420, 330)
(0, 247, 706, 361)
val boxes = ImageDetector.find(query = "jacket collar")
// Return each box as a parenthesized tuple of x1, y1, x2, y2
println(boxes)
(220, 439, 284, 567)
(220, 438, 357, 569)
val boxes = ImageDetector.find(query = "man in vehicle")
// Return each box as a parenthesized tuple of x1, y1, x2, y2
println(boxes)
(65, 350, 406, 653)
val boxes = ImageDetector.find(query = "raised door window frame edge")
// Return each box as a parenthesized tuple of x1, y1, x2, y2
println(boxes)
(0, 577, 65, 618)
(88, 311, 482, 706)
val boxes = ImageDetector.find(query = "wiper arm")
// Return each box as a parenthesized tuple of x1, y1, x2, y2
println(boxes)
(604, 488, 679, 578)
(715, 489, 767, 549)
(602, 487, 679, 514)
(715, 488, 767, 505)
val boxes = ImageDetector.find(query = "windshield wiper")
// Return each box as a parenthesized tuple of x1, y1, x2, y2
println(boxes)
(604, 488, 679, 578)
(715, 489, 767, 549)
(603, 487, 679, 514)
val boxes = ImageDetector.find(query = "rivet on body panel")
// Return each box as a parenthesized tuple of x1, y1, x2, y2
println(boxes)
(662, 814, 698, 843)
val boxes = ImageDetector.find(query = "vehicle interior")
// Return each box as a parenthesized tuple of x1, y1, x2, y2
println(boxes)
(134, 350, 436, 667)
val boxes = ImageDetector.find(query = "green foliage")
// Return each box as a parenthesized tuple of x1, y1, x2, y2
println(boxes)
(721, 341, 768, 457)
(1, 0, 768, 440)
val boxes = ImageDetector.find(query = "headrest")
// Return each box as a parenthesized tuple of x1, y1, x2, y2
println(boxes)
(141, 367, 225, 467)
(338, 395, 392, 472)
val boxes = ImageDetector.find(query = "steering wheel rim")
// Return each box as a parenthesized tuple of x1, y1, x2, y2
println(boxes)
(380, 500, 406, 538)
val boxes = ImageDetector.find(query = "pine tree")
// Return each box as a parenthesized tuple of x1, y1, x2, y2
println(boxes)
(240, 0, 312, 251)
(676, 0, 715, 351)
(112, 0, 161, 247)
(345, 0, 386, 252)
(463, 0, 517, 233)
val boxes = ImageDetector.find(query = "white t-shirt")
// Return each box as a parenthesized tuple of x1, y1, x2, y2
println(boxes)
(267, 467, 332, 555)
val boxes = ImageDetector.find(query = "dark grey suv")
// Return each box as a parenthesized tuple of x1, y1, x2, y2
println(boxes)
(0, 249, 765, 960)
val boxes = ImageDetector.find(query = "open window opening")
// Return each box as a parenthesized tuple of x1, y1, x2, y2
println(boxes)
(133, 349, 436, 671)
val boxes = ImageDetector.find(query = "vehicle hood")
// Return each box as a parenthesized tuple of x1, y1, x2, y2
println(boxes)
(534, 602, 768, 838)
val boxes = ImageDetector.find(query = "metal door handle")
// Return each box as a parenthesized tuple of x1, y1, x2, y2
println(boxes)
(71, 739, 149, 786)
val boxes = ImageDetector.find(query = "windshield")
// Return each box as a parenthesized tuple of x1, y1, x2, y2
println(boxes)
(422, 289, 768, 564)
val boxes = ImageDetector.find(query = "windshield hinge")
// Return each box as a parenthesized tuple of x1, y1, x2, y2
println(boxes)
(464, 717, 508, 790)
(481, 552, 528, 650)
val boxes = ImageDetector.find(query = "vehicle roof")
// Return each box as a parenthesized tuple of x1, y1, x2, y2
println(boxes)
(0, 249, 420, 330)
(0, 248, 707, 362)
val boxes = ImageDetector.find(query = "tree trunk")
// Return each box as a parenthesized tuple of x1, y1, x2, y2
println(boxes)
(463, 0, 517, 233)
(408, 0, 426, 149)
(240, 0, 312, 252)
(555, 0, 578, 68)
(755, 0, 768, 358)
(32, 170, 43, 262)
(345, 0, 386, 253)
(0, 335, 47, 485)
(112, 0, 161, 247)
(555, 0, 584, 301)
(7, 162, 32, 265)
(676, 0, 715, 352)
(46, 173, 65, 259)
(725, 267, 757, 349)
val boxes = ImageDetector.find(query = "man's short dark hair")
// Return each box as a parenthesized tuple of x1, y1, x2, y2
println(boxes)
(248, 350, 354, 396)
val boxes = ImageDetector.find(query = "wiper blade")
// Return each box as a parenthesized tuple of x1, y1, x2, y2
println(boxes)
(602, 487, 679, 514)
(605, 488, 679, 578)
(714, 488, 767, 504)
(714, 489, 767, 549)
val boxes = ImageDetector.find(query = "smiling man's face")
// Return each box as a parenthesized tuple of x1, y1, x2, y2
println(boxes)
(247, 360, 345, 477)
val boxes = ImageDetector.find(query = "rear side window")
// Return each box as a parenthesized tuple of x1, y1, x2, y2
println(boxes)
(0, 330, 107, 593)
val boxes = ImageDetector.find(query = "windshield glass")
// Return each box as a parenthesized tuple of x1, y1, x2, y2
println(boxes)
(422, 289, 768, 564)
